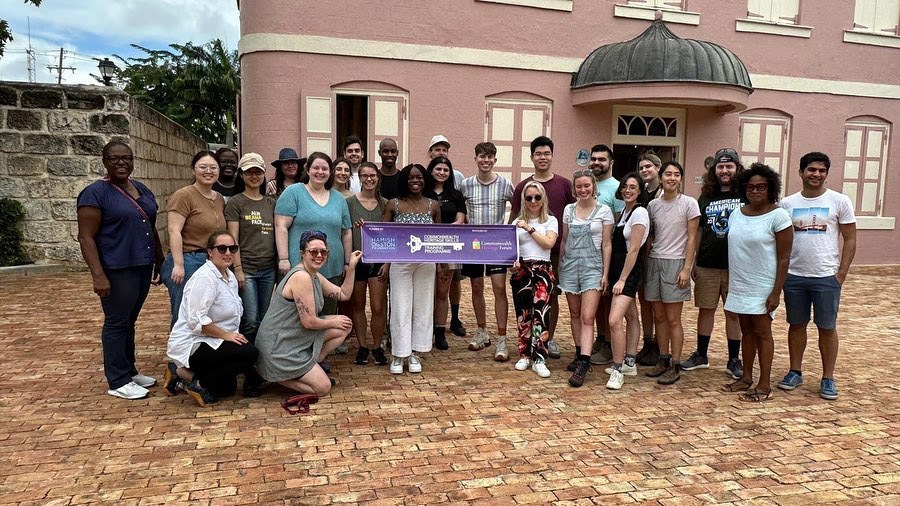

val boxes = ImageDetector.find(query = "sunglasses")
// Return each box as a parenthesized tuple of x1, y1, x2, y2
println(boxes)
(745, 183, 769, 193)
(573, 169, 593, 178)
(213, 244, 240, 254)
(524, 194, 543, 202)
(306, 248, 330, 257)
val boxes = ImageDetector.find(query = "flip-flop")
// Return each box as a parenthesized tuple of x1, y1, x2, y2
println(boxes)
(282, 393, 319, 415)
(739, 388, 773, 403)
(721, 379, 753, 393)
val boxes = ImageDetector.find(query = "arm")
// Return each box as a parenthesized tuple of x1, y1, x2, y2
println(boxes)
(185, 275, 247, 344)
(225, 220, 245, 289)
(285, 270, 350, 330)
(431, 200, 442, 224)
(151, 226, 164, 285)
(601, 224, 613, 293)
(836, 222, 857, 285)
(767, 226, 794, 313)
(692, 214, 703, 281)
(678, 216, 700, 289)
(342, 227, 352, 266)
(167, 211, 187, 284)
(274, 214, 294, 275)
(515, 220, 557, 250)
(452, 212, 466, 225)
(76, 206, 110, 298)
(322, 251, 362, 301)
(613, 223, 646, 296)
(559, 222, 569, 261)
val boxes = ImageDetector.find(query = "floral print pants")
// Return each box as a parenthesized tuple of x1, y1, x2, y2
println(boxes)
(510, 260, 556, 362)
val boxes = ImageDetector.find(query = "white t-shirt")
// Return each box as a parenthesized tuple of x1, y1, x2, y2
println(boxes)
(781, 189, 856, 277)
(648, 194, 701, 259)
(724, 207, 793, 315)
(562, 203, 614, 250)
(516, 216, 558, 261)
(619, 206, 650, 250)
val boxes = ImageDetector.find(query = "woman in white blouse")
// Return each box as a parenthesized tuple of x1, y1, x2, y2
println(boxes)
(164, 231, 259, 407)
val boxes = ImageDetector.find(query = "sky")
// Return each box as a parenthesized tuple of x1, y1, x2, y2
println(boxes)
(0, 0, 240, 85)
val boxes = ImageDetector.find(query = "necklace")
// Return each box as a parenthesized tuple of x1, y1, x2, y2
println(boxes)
(406, 197, 429, 213)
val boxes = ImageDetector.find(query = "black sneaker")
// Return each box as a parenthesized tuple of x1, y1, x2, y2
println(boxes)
(184, 379, 218, 407)
(163, 361, 181, 396)
(566, 357, 579, 372)
(371, 347, 388, 366)
(568, 360, 591, 388)
(637, 340, 659, 366)
(450, 319, 467, 337)
(727, 358, 744, 380)
(681, 351, 709, 371)
(354, 346, 370, 365)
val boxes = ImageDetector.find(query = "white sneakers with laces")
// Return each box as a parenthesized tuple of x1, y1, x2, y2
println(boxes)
(514, 357, 532, 371)
(407, 354, 422, 373)
(108, 381, 149, 400)
(532, 360, 551, 378)
(131, 373, 157, 388)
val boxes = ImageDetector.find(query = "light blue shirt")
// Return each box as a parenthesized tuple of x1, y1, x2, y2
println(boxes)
(596, 177, 625, 214)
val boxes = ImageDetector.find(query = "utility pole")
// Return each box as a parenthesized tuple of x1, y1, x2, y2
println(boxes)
(46, 48, 75, 84)
(26, 18, 36, 83)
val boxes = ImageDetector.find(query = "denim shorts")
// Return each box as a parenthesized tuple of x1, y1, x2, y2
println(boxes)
(783, 273, 841, 329)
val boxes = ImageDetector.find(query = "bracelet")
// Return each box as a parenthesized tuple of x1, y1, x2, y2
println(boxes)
(233, 264, 242, 269)
(528, 227, 536, 234)
(279, 258, 289, 261)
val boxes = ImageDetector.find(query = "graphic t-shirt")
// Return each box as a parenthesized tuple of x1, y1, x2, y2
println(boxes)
(781, 189, 856, 277)
(696, 190, 743, 269)
(224, 193, 277, 273)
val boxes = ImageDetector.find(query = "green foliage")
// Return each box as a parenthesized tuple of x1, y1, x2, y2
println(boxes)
(115, 39, 240, 144)
(0, 0, 42, 59)
(0, 198, 28, 266)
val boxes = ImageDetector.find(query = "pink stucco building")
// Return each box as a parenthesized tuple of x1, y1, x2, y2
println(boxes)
(237, 0, 900, 264)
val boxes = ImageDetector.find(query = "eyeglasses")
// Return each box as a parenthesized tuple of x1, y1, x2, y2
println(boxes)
(745, 183, 769, 193)
(104, 155, 134, 164)
(573, 170, 593, 178)
(196, 165, 219, 173)
(524, 194, 543, 202)
(360, 174, 378, 180)
(306, 248, 329, 257)
(532, 152, 552, 159)
(213, 244, 240, 254)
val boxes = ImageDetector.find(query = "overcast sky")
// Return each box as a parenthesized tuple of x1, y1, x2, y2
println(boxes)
(0, 0, 240, 85)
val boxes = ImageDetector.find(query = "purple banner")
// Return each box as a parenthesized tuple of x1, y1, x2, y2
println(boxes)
(361, 222, 518, 264)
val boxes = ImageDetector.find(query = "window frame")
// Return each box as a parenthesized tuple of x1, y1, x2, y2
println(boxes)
(841, 118, 892, 224)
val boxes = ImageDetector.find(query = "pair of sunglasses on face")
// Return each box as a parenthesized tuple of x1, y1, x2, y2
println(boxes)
(524, 194, 543, 202)
(212, 244, 240, 254)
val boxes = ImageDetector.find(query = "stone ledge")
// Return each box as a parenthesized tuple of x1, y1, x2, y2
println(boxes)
(0, 262, 86, 278)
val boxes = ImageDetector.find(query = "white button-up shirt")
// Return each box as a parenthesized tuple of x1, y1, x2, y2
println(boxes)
(167, 260, 243, 368)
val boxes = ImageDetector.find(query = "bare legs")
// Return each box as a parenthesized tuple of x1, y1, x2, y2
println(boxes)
(351, 277, 387, 349)
(434, 269, 453, 327)
(737, 314, 774, 393)
(566, 290, 600, 354)
(469, 273, 508, 332)
(653, 301, 685, 361)
(788, 323, 839, 378)
(609, 295, 639, 363)
(280, 321, 350, 396)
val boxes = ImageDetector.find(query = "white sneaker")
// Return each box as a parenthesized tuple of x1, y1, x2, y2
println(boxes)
(131, 373, 157, 388)
(515, 357, 532, 371)
(408, 354, 422, 373)
(494, 337, 509, 362)
(607, 370, 625, 390)
(532, 360, 551, 378)
(605, 363, 637, 376)
(390, 357, 404, 375)
(468, 328, 491, 351)
(108, 381, 149, 400)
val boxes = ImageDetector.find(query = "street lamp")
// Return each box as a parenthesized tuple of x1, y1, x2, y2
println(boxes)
(98, 58, 117, 86)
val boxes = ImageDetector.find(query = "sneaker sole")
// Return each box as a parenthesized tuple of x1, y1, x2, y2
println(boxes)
(820, 392, 838, 400)
(680, 363, 709, 371)
(390, 368, 403, 374)
(468, 341, 491, 351)
(107, 389, 148, 400)
(606, 382, 623, 390)
(408, 367, 422, 373)
(605, 367, 638, 377)
(186, 389, 213, 407)
(657, 375, 681, 385)
(777, 382, 802, 391)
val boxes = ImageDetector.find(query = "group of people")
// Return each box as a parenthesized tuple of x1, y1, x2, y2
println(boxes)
(76, 132, 855, 408)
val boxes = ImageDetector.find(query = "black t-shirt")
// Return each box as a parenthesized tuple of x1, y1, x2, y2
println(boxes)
(428, 189, 467, 225)
(379, 171, 401, 200)
(213, 181, 236, 199)
(696, 190, 743, 269)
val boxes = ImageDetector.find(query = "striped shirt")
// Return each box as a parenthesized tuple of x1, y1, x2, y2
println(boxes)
(460, 174, 513, 225)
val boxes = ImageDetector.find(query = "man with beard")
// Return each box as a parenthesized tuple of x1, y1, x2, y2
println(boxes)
(378, 138, 401, 199)
(681, 148, 745, 380)
(213, 148, 240, 202)
(342, 135, 365, 192)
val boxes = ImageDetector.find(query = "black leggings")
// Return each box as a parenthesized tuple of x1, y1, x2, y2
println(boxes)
(190, 341, 259, 398)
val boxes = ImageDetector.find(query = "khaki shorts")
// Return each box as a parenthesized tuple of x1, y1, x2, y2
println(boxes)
(693, 266, 728, 309)
(644, 257, 691, 303)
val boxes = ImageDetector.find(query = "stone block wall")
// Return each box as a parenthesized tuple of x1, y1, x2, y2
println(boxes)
(0, 82, 205, 265)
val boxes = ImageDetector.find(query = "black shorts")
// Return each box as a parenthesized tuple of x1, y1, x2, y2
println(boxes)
(461, 263, 508, 278)
(608, 256, 643, 299)
(354, 261, 384, 282)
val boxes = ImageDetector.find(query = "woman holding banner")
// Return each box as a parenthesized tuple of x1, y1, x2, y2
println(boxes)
(510, 181, 559, 379)
(382, 164, 441, 374)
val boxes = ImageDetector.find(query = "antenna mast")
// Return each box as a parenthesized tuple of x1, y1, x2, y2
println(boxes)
(26, 17, 35, 83)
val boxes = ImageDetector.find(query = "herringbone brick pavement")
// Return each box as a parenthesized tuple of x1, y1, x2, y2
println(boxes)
(1, 269, 898, 505)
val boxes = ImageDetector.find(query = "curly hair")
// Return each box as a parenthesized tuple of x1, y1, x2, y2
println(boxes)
(736, 163, 781, 204)
(701, 158, 744, 198)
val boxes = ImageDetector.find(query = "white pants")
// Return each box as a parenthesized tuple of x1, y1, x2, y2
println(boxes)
(389, 262, 436, 357)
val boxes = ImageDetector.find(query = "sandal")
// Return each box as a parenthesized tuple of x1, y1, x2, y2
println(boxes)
(739, 388, 773, 403)
(721, 379, 753, 393)
(281, 393, 319, 415)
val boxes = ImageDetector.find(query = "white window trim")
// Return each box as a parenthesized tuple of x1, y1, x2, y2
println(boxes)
(735, 18, 813, 38)
(613, 3, 701, 26)
(844, 119, 892, 220)
(856, 216, 896, 229)
(476, 0, 572, 12)
(843, 29, 900, 48)
(611, 105, 686, 150)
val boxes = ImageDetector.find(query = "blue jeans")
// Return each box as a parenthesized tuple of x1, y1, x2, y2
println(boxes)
(239, 267, 276, 342)
(99, 265, 152, 389)
(161, 251, 208, 329)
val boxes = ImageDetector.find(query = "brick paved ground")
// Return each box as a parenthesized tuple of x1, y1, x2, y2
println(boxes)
(2, 269, 899, 505)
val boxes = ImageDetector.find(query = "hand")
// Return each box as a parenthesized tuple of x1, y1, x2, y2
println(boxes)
(677, 268, 691, 289)
(355, 218, 366, 229)
(378, 264, 389, 281)
(92, 274, 111, 298)
(170, 264, 185, 285)
(510, 260, 520, 273)
(235, 269, 246, 290)
(515, 220, 529, 230)
(599, 277, 608, 295)
(835, 271, 847, 285)
(766, 291, 781, 313)
(223, 331, 248, 345)
(333, 315, 353, 330)
(347, 250, 362, 269)
(691, 267, 698, 282)
(612, 280, 625, 295)
(151, 264, 163, 286)
(278, 259, 291, 275)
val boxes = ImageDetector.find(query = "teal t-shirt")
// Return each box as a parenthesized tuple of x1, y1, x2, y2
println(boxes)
(596, 177, 625, 214)
(275, 184, 351, 278)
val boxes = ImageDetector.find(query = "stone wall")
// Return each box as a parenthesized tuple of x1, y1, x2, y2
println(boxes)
(0, 82, 205, 264)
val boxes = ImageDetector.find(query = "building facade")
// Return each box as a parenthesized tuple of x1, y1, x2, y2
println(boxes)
(237, 0, 900, 264)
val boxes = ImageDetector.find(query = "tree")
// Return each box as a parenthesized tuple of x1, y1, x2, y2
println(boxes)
(115, 39, 239, 144)
(0, 0, 42, 59)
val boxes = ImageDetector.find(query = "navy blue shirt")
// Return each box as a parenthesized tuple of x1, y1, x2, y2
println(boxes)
(77, 179, 158, 269)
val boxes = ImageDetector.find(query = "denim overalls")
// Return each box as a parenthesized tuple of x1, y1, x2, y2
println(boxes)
(558, 205, 604, 294)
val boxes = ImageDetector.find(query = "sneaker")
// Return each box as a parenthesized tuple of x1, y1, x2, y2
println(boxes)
(354, 346, 370, 365)
(335, 342, 349, 355)
(450, 319, 467, 337)
(372, 346, 389, 366)
(605, 363, 637, 376)
(658, 364, 681, 385)
(726, 358, 744, 380)
(820, 378, 838, 400)
(494, 337, 509, 362)
(532, 360, 551, 378)
(390, 357, 404, 375)
(408, 354, 422, 373)
(163, 362, 181, 396)
(568, 360, 590, 387)
(468, 328, 491, 351)
(566, 357, 579, 372)
(514, 357, 532, 371)
(681, 352, 709, 371)
(547, 339, 561, 359)
(777, 371, 804, 390)
(606, 369, 624, 390)
(131, 373, 157, 388)
(434, 333, 449, 351)
(636, 340, 659, 366)
(184, 379, 218, 407)
(645, 358, 668, 378)
(590, 342, 613, 365)
(107, 381, 149, 400)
